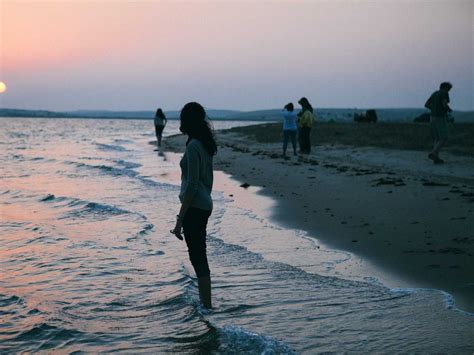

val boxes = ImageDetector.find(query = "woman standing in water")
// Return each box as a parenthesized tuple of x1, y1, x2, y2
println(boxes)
(171, 102, 217, 309)
(297, 97, 315, 154)
(154, 108, 167, 148)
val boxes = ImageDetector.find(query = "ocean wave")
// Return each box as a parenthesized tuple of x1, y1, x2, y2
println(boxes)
(39, 194, 56, 202)
(114, 159, 142, 169)
(2, 190, 36, 201)
(95, 143, 129, 152)
(36, 192, 145, 224)
(7, 322, 87, 352)
(62, 201, 133, 220)
(33, 191, 155, 250)
(126, 223, 154, 242)
(9, 154, 25, 161)
(8, 132, 30, 138)
(391, 288, 474, 317)
(113, 139, 134, 144)
(0, 294, 25, 308)
(68, 161, 140, 179)
(217, 325, 295, 354)
(0, 294, 59, 352)
(65, 159, 177, 193)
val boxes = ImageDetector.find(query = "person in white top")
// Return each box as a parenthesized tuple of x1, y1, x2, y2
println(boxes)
(281, 103, 298, 156)
(171, 102, 217, 309)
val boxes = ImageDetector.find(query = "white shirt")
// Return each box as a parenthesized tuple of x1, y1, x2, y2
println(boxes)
(282, 109, 297, 131)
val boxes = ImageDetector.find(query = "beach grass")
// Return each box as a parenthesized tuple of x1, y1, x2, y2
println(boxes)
(223, 122, 474, 156)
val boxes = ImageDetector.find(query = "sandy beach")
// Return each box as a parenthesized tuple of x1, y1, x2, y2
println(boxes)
(165, 123, 474, 312)
(2, 118, 473, 352)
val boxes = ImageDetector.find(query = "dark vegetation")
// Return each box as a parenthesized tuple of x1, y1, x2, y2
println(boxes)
(224, 122, 474, 156)
(354, 109, 378, 123)
(413, 113, 431, 123)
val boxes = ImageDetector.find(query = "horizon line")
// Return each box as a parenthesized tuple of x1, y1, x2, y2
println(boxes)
(2, 106, 473, 113)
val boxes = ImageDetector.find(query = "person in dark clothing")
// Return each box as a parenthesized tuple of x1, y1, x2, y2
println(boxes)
(171, 102, 217, 309)
(154, 108, 167, 147)
(425, 82, 453, 164)
(297, 97, 315, 154)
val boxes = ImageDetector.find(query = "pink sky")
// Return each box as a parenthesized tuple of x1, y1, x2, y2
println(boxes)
(1, 0, 472, 111)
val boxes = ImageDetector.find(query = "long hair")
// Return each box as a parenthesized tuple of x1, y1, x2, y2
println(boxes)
(298, 97, 313, 113)
(180, 102, 217, 156)
(155, 108, 166, 119)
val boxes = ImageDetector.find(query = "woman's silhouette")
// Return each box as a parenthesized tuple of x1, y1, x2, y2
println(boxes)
(297, 97, 315, 154)
(171, 102, 217, 308)
(154, 108, 167, 147)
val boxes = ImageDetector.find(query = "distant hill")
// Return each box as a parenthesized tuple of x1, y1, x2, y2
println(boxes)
(0, 108, 243, 120)
(0, 108, 73, 118)
(223, 108, 426, 122)
(225, 109, 283, 121)
(452, 111, 474, 122)
(68, 110, 153, 119)
(226, 108, 474, 123)
(1, 107, 472, 122)
(167, 109, 242, 119)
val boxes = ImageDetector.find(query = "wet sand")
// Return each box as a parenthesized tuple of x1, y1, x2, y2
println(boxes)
(164, 130, 474, 312)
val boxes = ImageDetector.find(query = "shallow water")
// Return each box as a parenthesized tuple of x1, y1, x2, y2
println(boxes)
(1, 118, 473, 353)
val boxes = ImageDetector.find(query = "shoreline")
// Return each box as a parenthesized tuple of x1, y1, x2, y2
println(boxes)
(163, 129, 474, 312)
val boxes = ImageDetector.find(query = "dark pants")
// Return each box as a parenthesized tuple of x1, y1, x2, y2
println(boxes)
(430, 116, 448, 156)
(155, 125, 164, 144)
(283, 130, 297, 155)
(182, 207, 212, 277)
(299, 127, 312, 153)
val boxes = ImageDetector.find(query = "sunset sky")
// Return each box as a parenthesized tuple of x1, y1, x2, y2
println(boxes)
(1, 0, 472, 111)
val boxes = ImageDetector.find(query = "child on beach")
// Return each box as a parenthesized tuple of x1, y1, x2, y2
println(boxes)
(282, 103, 298, 157)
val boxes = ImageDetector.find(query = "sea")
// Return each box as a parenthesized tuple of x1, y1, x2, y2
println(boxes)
(1, 117, 473, 353)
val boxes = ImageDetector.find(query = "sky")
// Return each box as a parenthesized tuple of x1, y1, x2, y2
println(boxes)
(0, 0, 473, 111)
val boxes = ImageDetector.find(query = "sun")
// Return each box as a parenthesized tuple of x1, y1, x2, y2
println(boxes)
(0, 82, 7, 93)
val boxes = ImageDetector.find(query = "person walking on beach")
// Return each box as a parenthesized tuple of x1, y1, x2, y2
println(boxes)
(297, 97, 315, 154)
(154, 108, 168, 148)
(282, 103, 298, 157)
(171, 102, 217, 309)
(424, 82, 453, 164)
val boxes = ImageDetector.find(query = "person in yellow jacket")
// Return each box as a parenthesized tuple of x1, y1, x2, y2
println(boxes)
(297, 97, 315, 154)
